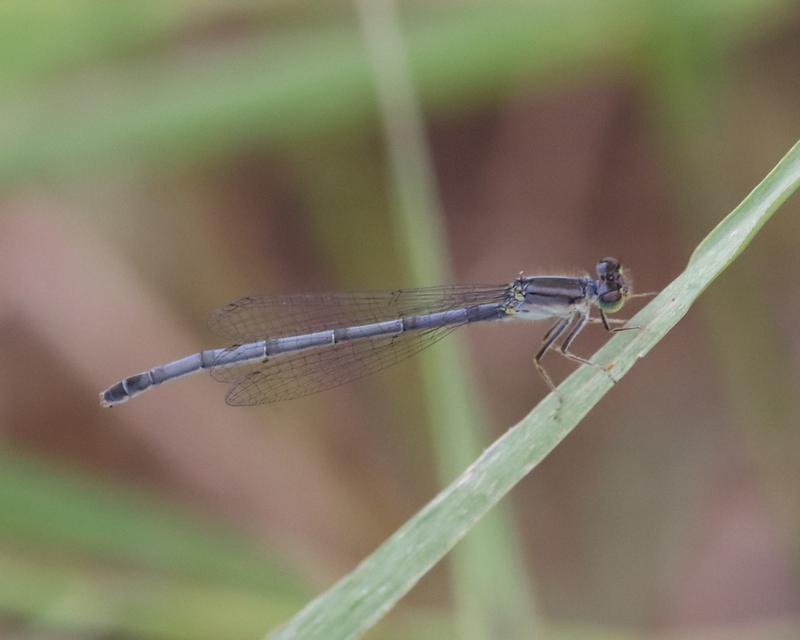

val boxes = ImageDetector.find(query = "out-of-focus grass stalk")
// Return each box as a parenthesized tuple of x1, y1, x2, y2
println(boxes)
(269, 140, 800, 639)
(353, 1, 537, 639)
(0, 547, 299, 640)
(0, 450, 306, 597)
(1, 0, 786, 187)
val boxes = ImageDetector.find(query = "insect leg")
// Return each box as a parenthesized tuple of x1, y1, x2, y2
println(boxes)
(534, 315, 572, 392)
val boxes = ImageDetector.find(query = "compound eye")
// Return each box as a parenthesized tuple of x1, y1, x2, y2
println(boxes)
(596, 257, 620, 278)
(598, 289, 624, 313)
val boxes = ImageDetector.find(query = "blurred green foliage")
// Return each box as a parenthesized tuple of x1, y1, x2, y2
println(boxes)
(1, 1, 787, 186)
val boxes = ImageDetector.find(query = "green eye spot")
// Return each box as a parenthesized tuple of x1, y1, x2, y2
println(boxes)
(598, 293, 625, 313)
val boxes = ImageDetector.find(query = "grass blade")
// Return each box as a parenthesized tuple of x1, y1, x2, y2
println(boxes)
(0, 449, 306, 597)
(269, 139, 800, 640)
(356, 0, 537, 637)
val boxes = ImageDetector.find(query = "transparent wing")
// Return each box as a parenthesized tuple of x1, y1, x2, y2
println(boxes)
(222, 324, 460, 405)
(208, 284, 508, 342)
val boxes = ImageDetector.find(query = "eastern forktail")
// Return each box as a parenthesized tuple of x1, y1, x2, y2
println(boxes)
(100, 257, 648, 407)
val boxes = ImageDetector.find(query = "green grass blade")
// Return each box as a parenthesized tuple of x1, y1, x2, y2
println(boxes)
(3, 1, 785, 187)
(0, 449, 307, 598)
(269, 139, 800, 640)
(0, 547, 300, 640)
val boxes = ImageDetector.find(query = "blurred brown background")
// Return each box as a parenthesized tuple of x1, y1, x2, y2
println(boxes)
(0, 1, 799, 639)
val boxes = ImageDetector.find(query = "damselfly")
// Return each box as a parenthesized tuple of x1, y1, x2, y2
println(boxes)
(100, 257, 650, 407)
